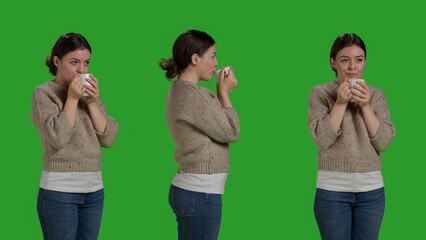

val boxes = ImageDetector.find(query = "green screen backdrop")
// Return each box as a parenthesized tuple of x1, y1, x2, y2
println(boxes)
(1, 0, 424, 239)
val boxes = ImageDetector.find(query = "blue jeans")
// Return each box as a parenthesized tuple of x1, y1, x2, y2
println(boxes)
(314, 187, 385, 240)
(169, 185, 222, 240)
(37, 188, 104, 240)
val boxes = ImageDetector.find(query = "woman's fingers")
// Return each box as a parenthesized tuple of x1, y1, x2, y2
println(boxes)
(352, 82, 369, 102)
(83, 77, 100, 103)
(85, 84, 99, 94)
(337, 82, 352, 102)
(86, 78, 98, 89)
(72, 78, 85, 92)
(87, 75, 99, 88)
(345, 89, 352, 100)
(89, 74, 98, 83)
(353, 83, 367, 94)
(219, 67, 225, 82)
(85, 87, 97, 97)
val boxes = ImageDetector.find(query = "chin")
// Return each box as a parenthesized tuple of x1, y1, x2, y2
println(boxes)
(201, 76, 212, 81)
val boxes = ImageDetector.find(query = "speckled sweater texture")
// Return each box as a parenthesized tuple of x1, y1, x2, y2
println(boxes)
(30, 81, 119, 172)
(165, 80, 240, 174)
(308, 81, 395, 172)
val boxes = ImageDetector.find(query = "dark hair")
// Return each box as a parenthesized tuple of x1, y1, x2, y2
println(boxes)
(46, 33, 91, 76)
(330, 33, 366, 75)
(159, 30, 215, 80)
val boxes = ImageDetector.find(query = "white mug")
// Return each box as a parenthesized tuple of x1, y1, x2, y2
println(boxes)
(348, 79, 365, 102)
(215, 66, 230, 80)
(78, 74, 93, 97)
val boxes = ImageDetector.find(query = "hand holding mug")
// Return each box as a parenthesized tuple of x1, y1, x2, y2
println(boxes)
(351, 80, 370, 108)
(68, 78, 85, 100)
(336, 78, 352, 104)
(217, 66, 237, 94)
(83, 75, 100, 104)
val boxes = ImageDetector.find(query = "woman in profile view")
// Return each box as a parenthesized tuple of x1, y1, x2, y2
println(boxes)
(160, 30, 240, 240)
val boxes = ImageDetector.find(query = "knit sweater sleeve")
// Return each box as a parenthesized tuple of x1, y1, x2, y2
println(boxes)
(369, 89, 395, 152)
(95, 97, 119, 148)
(30, 87, 76, 149)
(176, 84, 240, 143)
(308, 87, 340, 150)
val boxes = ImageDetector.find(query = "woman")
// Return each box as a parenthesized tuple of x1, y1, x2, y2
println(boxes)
(30, 33, 118, 240)
(308, 33, 395, 240)
(160, 30, 240, 240)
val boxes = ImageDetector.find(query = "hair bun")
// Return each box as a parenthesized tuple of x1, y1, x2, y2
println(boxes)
(159, 57, 178, 80)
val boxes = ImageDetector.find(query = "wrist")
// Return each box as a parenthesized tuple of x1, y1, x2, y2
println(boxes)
(217, 89, 228, 95)
(359, 102, 371, 110)
(66, 96, 79, 104)
(87, 100, 98, 108)
(335, 101, 348, 108)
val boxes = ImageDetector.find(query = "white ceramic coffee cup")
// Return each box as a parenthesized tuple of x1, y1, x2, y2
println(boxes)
(215, 66, 230, 80)
(348, 79, 365, 102)
(78, 74, 93, 97)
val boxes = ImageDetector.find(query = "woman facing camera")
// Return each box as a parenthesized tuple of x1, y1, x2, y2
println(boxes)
(308, 33, 395, 240)
(160, 30, 240, 240)
(31, 33, 118, 240)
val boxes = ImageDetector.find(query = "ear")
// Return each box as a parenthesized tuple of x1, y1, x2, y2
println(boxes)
(330, 58, 335, 69)
(53, 56, 60, 68)
(191, 53, 199, 66)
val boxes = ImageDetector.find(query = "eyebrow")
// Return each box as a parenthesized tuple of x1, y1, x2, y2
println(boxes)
(70, 58, 91, 61)
(339, 55, 364, 59)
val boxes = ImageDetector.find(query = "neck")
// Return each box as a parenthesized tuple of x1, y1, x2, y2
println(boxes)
(177, 69, 199, 85)
(54, 75, 68, 87)
(336, 76, 345, 84)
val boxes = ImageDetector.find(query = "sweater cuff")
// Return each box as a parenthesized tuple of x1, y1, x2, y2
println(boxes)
(223, 107, 237, 115)
(370, 120, 393, 151)
(58, 111, 76, 135)
(96, 122, 108, 136)
(96, 118, 113, 137)
(324, 114, 341, 138)
(96, 117, 118, 148)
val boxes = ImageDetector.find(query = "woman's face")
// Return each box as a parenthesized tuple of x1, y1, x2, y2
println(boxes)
(330, 45, 366, 83)
(196, 45, 218, 81)
(54, 48, 91, 85)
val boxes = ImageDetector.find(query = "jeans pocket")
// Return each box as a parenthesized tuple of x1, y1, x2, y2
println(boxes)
(169, 185, 196, 216)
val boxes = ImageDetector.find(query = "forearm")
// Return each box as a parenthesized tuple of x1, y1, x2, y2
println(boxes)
(87, 102, 107, 134)
(62, 98, 79, 126)
(329, 103, 347, 133)
(361, 104, 380, 138)
(217, 90, 233, 108)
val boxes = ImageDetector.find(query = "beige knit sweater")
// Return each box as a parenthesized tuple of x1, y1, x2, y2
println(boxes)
(308, 81, 395, 172)
(30, 81, 118, 172)
(165, 80, 240, 174)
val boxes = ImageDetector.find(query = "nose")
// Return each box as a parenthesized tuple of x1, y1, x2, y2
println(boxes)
(214, 58, 218, 67)
(77, 63, 84, 73)
(348, 60, 355, 70)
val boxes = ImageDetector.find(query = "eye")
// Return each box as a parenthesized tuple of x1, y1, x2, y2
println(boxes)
(356, 58, 363, 63)
(85, 61, 90, 66)
(341, 59, 348, 63)
(71, 61, 78, 64)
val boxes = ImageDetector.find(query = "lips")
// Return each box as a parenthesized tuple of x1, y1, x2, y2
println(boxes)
(346, 73, 358, 77)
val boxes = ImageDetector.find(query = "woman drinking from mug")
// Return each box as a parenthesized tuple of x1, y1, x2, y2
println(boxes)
(31, 33, 118, 240)
(160, 30, 240, 240)
(308, 33, 395, 240)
